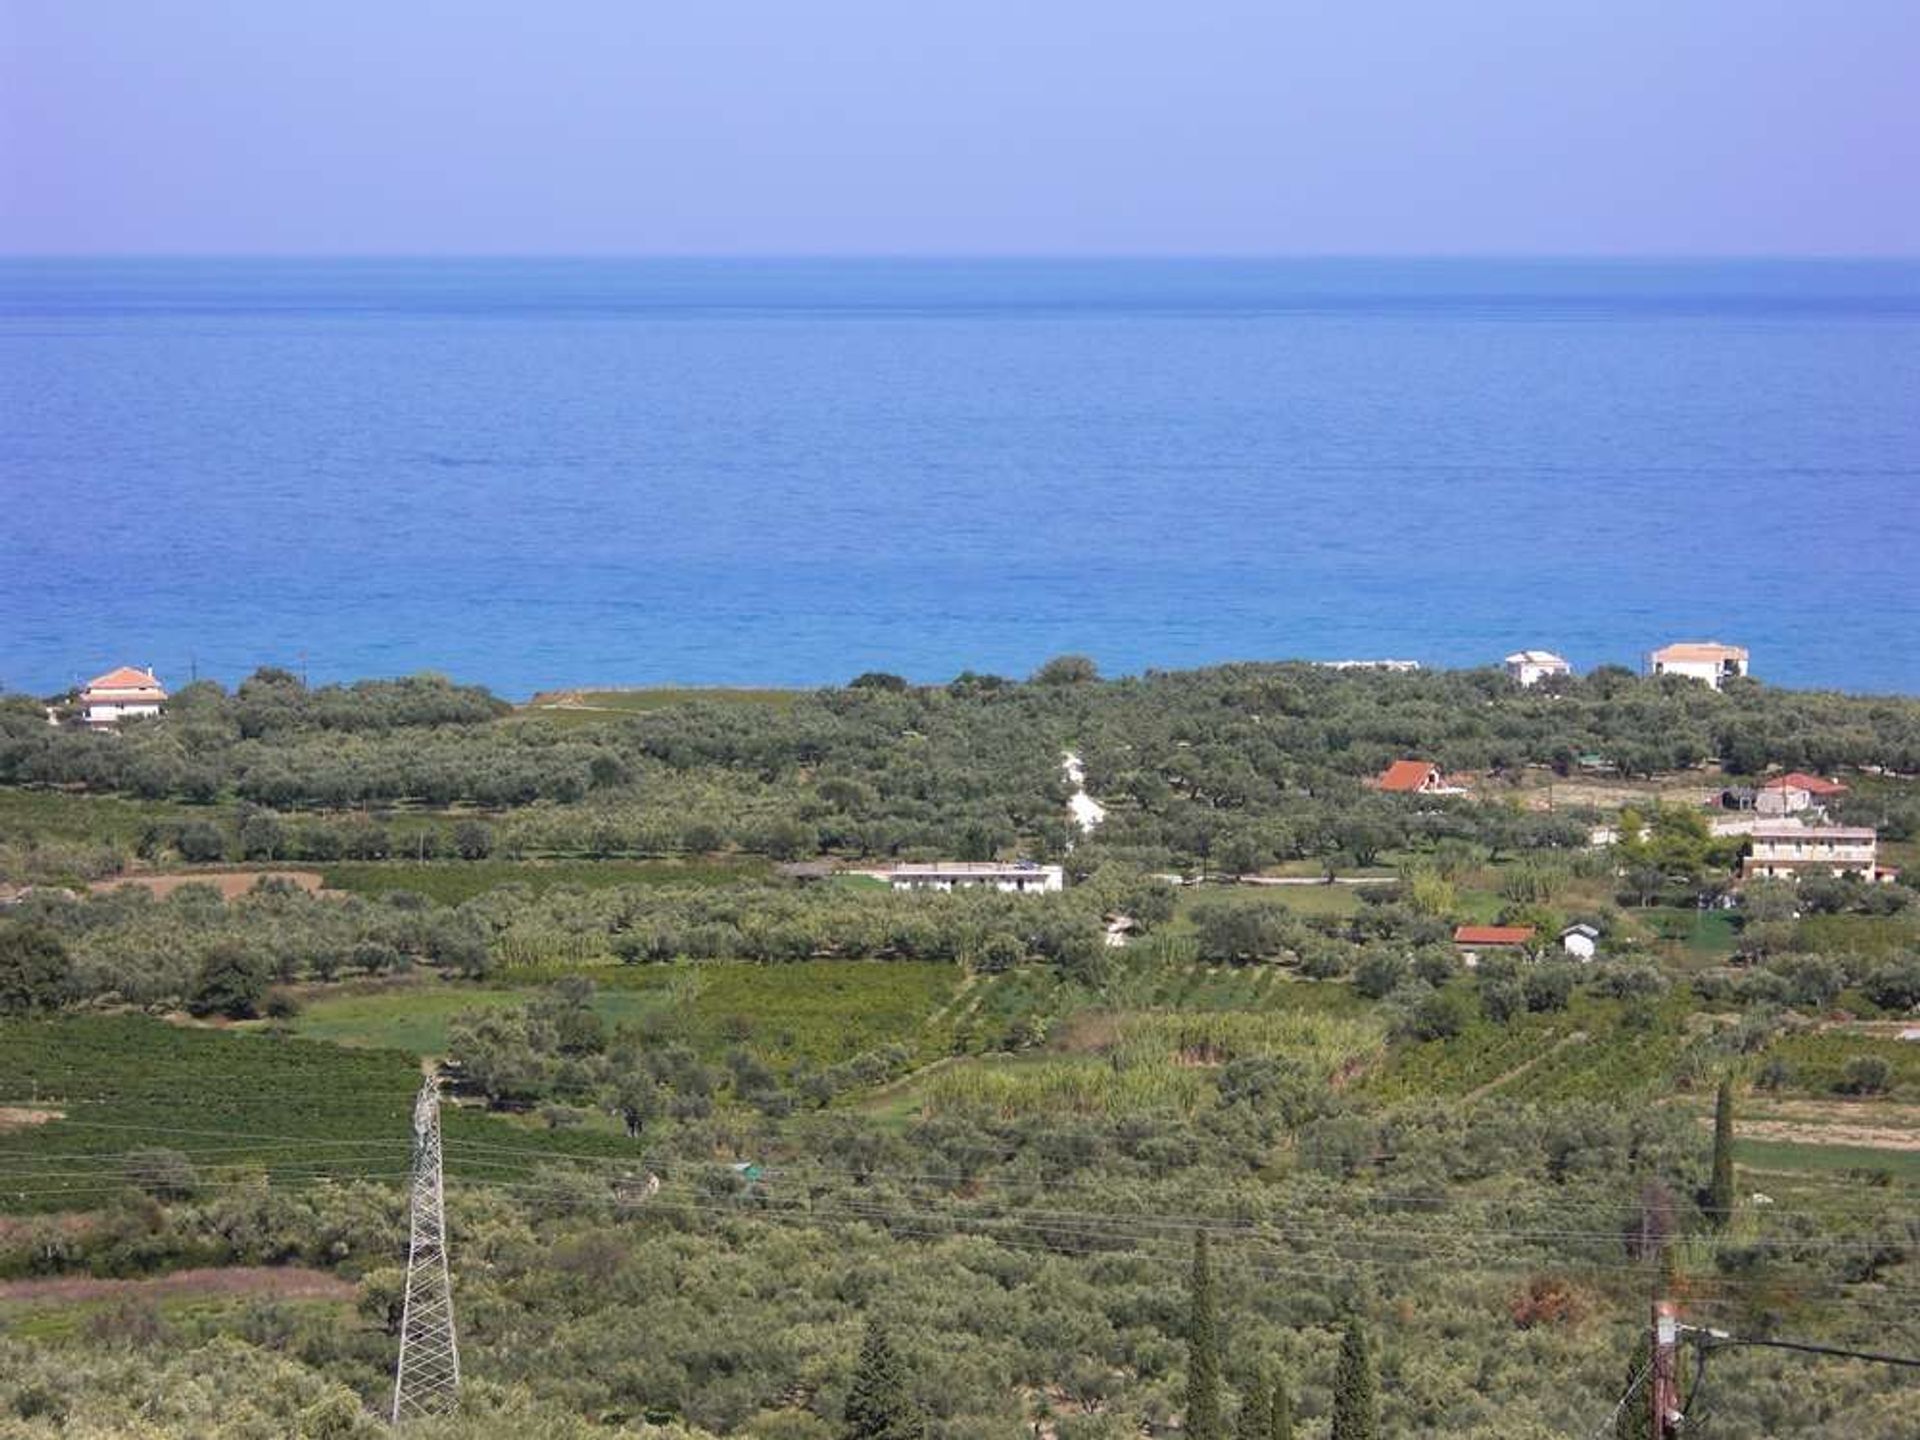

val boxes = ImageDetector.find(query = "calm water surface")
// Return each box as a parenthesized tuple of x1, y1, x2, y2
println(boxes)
(3, 259, 1917, 695)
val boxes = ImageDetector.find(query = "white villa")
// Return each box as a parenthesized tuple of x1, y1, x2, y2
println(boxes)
(78, 666, 168, 727)
(1648, 642, 1749, 690)
(1744, 823, 1894, 883)
(887, 862, 1065, 894)
(1504, 650, 1571, 687)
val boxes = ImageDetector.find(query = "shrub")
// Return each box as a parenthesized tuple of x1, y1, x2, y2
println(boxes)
(122, 1147, 198, 1200)
(187, 942, 270, 1019)
(1836, 1055, 1892, 1096)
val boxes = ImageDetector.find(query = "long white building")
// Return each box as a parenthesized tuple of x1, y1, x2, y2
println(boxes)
(1744, 823, 1893, 883)
(887, 862, 1065, 894)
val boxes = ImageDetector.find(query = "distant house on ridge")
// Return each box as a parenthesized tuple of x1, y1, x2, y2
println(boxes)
(78, 666, 168, 727)
(1376, 760, 1448, 794)
(1647, 642, 1749, 690)
(1504, 650, 1571, 687)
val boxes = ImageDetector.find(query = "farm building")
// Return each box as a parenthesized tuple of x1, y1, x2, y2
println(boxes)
(1453, 924, 1538, 964)
(1559, 923, 1600, 961)
(78, 666, 168, 727)
(886, 862, 1065, 894)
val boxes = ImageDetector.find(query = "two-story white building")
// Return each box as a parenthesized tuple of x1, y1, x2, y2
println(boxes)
(1744, 823, 1894, 883)
(78, 666, 168, 727)
(887, 862, 1065, 894)
(1504, 650, 1571, 687)
(1648, 642, 1749, 690)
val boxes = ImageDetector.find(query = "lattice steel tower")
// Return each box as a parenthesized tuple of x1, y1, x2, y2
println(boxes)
(391, 1075, 460, 1424)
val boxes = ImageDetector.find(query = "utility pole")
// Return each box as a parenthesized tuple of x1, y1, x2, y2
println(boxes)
(391, 1075, 460, 1424)
(1650, 1300, 1681, 1439)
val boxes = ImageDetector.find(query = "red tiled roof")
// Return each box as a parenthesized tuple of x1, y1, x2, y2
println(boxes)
(1763, 772, 1848, 796)
(1377, 759, 1438, 793)
(1453, 925, 1537, 946)
(83, 666, 164, 693)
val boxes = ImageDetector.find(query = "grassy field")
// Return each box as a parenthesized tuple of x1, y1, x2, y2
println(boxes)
(291, 980, 674, 1054)
(1734, 1137, 1920, 1181)
(0, 1015, 651, 1212)
(1764, 1033, 1920, 1100)
(296, 959, 962, 1071)
(0, 788, 200, 846)
(319, 857, 768, 904)
(518, 688, 804, 726)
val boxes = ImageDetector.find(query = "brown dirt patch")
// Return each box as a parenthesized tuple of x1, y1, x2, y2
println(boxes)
(0, 1265, 354, 1307)
(90, 870, 337, 901)
(1708, 1099, 1920, 1152)
(0, 1106, 64, 1132)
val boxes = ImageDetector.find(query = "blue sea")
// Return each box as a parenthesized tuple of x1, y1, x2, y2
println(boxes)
(3, 259, 1918, 697)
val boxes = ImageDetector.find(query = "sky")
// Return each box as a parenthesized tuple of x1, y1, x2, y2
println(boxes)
(3, 1, 1917, 256)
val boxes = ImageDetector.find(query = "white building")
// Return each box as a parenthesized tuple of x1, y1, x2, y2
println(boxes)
(1559, 923, 1599, 961)
(1744, 823, 1893, 883)
(887, 862, 1065, 894)
(78, 666, 168, 727)
(1504, 650, 1571, 687)
(1753, 772, 1848, 817)
(1647, 642, 1748, 690)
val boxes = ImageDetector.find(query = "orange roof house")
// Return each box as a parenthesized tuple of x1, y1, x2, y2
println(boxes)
(1453, 925, 1537, 949)
(78, 666, 167, 728)
(1376, 759, 1444, 794)
(1763, 772, 1847, 797)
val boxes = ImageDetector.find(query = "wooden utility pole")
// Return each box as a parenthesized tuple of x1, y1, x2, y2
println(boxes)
(1650, 1300, 1681, 1438)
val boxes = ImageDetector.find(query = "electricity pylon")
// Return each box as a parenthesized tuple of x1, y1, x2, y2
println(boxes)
(391, 1075, 460, 1424)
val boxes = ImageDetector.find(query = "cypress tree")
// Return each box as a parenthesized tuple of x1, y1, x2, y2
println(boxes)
(1269, 1374, 1295, 1440)
(1186, 1231, 1225, 1440)
(1330, 1312, 1377, 1440)
(1234, 1377, 1270, 1440)
(1707, 1076, 1736, 1229)
(842, 1318, 925, 1440)
(1614, 1334, 1654, 1440)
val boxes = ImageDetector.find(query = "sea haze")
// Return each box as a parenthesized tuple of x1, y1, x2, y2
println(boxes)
(2, 258, 1917, 696)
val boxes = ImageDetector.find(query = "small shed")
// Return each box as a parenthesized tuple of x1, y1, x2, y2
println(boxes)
(1559, 923, 1600, 961)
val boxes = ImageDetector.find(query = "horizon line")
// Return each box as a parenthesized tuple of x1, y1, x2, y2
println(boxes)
(5, 251, 1920, 265)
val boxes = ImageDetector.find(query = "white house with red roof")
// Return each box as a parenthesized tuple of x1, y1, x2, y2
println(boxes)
(78, 666, 168, 727)
(1754, 772, 1848, 816)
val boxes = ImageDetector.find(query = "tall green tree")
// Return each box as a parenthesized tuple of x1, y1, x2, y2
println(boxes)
(1707, 1076, 1736, 1229)
(842, 1318, 924, 1440)
(1234, 1376, 1270, 1440)
(1186, 1231, 1225, 1440)
(1331, 1311, 1377, 1440)
(1269, 1374, 1294, 1440)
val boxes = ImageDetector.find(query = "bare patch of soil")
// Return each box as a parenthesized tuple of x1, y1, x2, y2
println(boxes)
(1711, 1099, 1920, 1152)
(0, 1265, 354, 1307)
(0, 1107, 63, 1131)
(90, 870, 337, 901)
